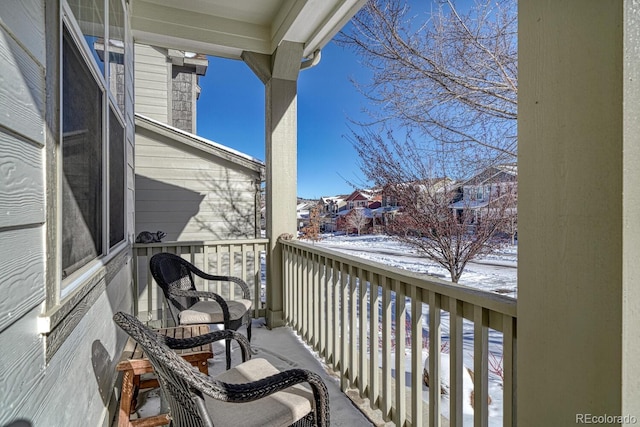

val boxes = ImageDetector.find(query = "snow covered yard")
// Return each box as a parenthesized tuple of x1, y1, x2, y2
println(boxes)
(315, 234, 517, 298)
(308, 233, 518, 426)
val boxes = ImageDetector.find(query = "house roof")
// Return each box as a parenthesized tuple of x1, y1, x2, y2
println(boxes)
(130, 0, 367, 60)
(345, 188, 381, 202)
(462, 164, 518, 186)
(135, 114, 265, 176)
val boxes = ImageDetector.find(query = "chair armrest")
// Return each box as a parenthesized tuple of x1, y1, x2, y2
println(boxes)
(190, 369, 330, 427)
(186, 264, 252, 300)
(163, 329, 251, 362)
(168, 288, 231, 329)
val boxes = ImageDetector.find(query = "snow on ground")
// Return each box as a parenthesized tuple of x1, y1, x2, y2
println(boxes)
(315, 233, 517, 297)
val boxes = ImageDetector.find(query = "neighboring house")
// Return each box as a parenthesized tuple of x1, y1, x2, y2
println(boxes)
(133, 45, 264, 241)
(316, 195, 347, 232)
(460, 164, 517, 203)
(450, 164, 518, 219)
(382, 177, 458, 208)
(135, 114, 264, 241)
(296, 200, 314, 230)
(134, 44, 208, 134)
(370, 205, 401, 232)
(318, 195, 347, 215)
(344, 188, 381, 210)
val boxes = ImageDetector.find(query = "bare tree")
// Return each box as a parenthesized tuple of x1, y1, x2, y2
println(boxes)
(345, 208, 370, 236)
(352, 130, 515, 283)
(300, 206, 322, 241)
(339, 0, 517, 169)
(388, 179, 516, 283)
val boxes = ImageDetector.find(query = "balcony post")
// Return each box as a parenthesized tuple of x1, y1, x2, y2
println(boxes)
(518, 1, 640, 424)
(243, 42, 304, 328)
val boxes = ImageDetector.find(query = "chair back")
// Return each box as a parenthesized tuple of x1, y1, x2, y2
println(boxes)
(150, 253, 200, 323)
(114, 312, 215, 427)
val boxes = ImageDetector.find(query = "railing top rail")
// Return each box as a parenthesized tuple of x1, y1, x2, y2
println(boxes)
(281, 238, 517, 318)
(133, 238, 270, 250)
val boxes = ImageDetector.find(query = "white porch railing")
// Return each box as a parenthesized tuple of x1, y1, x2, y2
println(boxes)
(132, 239, 268, 324)
(281, 239, 517, 427)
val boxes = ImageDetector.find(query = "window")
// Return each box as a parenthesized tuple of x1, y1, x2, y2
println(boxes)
(62, 27, 104, 279)
(109, 108, 125, 247)
(60, 0, 127, 289)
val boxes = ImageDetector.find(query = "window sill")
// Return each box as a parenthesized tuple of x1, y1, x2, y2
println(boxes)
(39, 245, 130, 361)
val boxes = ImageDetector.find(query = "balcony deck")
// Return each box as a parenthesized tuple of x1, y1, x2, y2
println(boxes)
(123, 319, 379, 426)
(132, 239, 515, 427)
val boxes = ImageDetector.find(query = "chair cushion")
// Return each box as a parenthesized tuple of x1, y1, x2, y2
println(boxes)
(179, 299, 252, 324)
(207, 358, 313, 427)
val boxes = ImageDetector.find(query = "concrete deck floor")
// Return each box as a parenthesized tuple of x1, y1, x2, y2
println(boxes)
(125, 319, 394, 426)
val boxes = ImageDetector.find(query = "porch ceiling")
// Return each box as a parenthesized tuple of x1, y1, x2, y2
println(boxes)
(130, 0, 367, 60)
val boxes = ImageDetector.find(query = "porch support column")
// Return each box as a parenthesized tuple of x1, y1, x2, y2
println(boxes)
(243, 42, 304, 328)
(519, 1, 640, 425)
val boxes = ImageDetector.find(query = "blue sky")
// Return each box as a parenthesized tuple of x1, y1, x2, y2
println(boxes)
(196, 38, 372, 199)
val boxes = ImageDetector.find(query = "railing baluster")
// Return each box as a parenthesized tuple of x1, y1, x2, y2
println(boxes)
(307, 250, 313, 342)
(333, 258, 341, 371)
(350, 265, 358, 388)
(428, 291, 441, 427)
(203, 244, 210, 293)
(283, 244, 289, 323)
(133, 247, 139, 317)
(255, 243, 263, 318)
(146, 246, 153, 322)
(449, 298, 464, 427)
(340, 261, 349, 391)
(394, 279, 406, 426)
(474, 305, 489, 427)
(382, 278, 392, 420)
(411, 286, 423, 427)
(325, 257, 334, 364)
(189, 245, 196, 265)
(312, 252, 320, 350)
(296, 246, 302, 334)
(370, 272, 380, 409)
(503, 315, 516, 427)
(319, 255, 326, 356)
(359, 267, 368, 397)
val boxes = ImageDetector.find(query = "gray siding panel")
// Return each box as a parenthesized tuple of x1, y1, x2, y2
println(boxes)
(0, 3, 136, 426)
(0, 132, 45, 228)
(134, 44, 168, 123)
(0, 227, 45, 333)
(0, 0, 45, 65)
(0, 26, 45, 146)
(0, 307, 44, 425)
(0, 270, 131, 427)
(135, 129, 261, 241)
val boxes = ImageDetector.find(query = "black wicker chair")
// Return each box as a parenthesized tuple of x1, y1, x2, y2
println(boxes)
(150, 252, 252, 369)
(113, 312, 330, 427)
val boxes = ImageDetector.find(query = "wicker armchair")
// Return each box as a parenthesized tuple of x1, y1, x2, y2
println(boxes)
(150, 252, 252, 369)
(113, 312, 330, 427)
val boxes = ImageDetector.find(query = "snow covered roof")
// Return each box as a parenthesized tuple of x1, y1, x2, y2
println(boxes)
(370, 206, 401, 215)
(135, 114, 264, 175)
(337, 207, 374, 218)
(449, 199, 490, 209)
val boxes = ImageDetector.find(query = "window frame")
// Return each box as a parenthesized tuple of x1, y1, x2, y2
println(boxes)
(41, 0, 129, 336)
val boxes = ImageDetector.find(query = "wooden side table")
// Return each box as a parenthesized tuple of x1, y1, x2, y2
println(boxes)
(116, 324, 213, 427)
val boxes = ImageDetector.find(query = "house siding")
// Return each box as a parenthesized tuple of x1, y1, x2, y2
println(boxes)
(0, 2, 135, 425)
(134, 44, 168, 123)
(135, 125, 262, 241)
